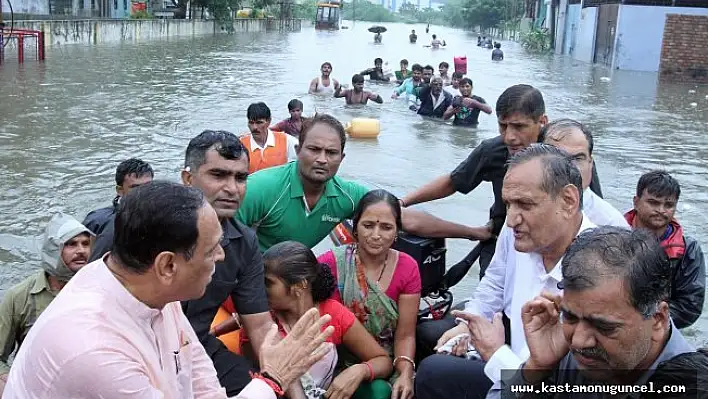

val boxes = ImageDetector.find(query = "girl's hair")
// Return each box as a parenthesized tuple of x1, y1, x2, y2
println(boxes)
(287, 99, 303, 111)
(263, 241, 336, 302)
(352, 189, 403, 234)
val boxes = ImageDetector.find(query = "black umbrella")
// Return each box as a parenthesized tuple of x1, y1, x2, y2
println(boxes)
(368, 26, 387, 34)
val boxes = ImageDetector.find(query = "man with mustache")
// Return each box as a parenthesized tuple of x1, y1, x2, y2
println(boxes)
(0, 213, 92, 395)
(414, 145, 595, 399)
(505, 226, 696, 398)
(410, 77, 452, 117)
(180, 131, 276, 396)
(237, 113, 492, 252)
(624, 171, 705, 329)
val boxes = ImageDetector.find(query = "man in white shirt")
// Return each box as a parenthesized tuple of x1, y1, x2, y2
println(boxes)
(542, 118, 629, 228)
(415, 144, 595, 399)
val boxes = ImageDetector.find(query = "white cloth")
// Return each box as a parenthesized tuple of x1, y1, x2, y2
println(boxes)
(444, 86, 461, 97)
(248, 129, 298, 162)
(460, 214, 596, 397)
(582, 188, 629, 228)
(315, 77, 335, 94)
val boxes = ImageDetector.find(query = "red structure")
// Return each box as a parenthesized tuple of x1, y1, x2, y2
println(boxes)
(0, 28, 45, 63)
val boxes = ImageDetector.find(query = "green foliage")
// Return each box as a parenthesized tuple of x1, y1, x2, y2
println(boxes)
(342, 0, 399, 23)
(441, 0, 523, 31)
(520, 28, 550, 52)
(130, 9, 151, 18)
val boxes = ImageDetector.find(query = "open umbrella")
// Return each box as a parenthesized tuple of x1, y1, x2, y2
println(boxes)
(368, 25, 387, 34)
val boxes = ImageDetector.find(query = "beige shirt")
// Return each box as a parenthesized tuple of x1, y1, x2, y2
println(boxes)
(3, 259, 275, 399)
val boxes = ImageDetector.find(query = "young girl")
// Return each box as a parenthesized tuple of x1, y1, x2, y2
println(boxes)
(258, 241, 393, 399)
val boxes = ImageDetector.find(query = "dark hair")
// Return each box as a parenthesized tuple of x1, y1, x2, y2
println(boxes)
(115, 158, 153, 186)
(352, 74, 365, 84)
(352, 189, 402, 234)
(432, 34, 437, 39)
(452, 72, 464, 79)
(647, 350, 708, 399)
(439, 61, 449, 68)
(400, 59, 409, 65)
(636, 170, 681, 201)
(299, 113, 346, 152)
(287, 99, 303, 111)
(495, 84, 545, 121)
(113, 181, 205, 273)
(411, 64, 423, 72)
(374, 57, 383, 64)
(561, 226, 671, 318)
(423, 65, 435, 72)
(541, 119, 594, 156)
(185, 130, 248, 171)
(460, 77, 473, 87)
(321, 62, 332, 69)
(263, 241, 336, 302)
(508, 144, 584, 210)
(494, 42, 501, 49)
(247, 102, 271, 121)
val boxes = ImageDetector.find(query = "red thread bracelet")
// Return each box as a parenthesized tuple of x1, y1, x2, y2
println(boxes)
(363, 361, 374, 382)
(250, 372, 285, 397)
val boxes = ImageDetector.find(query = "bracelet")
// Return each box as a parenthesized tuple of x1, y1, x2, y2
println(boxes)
(250, 371, 285, 397)
(363, 361, 375, 382)
(393, 355, 416, 371)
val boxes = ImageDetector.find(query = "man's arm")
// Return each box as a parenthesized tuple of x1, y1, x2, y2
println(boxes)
(308, 78, 318, 94)
(669, 237, 705, 329)
(334, 85, 346, 98)
(0, 291, 19, 394)
(463, 226, 510, 318)
(368, 92, 384, 104)
(233, 235, 273, 359)
(333, 78, 341, 91)
(401, 208, 491, 241)
(401, 174, 456, 207)
(462, 97, 493, 114)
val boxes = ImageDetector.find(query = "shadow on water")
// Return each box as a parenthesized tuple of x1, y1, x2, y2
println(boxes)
(1, 21, 707, 344)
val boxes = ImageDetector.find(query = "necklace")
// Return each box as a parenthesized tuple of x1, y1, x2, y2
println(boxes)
(375, 250, 390, 288)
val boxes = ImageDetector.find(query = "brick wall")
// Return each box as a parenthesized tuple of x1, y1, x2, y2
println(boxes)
(659, 14, 708, 84)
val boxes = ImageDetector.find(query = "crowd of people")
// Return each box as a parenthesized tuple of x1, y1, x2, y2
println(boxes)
(0, 80, 706, 399)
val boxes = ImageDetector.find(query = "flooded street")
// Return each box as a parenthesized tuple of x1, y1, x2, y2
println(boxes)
(1, 21, 707, 344)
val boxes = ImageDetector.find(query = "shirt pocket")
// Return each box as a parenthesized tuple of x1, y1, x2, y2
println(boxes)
(174, 343, 195, 396)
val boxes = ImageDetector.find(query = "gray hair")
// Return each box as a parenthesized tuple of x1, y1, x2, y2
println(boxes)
(541, 119, 594, 156)
(560, 226, 671, 319)
(507, 144, 584, 210)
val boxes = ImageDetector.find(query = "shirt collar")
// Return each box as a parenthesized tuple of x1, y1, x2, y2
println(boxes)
(99, 255, 162, 322)
(248, 129, 275, 150)
(288, 161, 340, 199)
(29, 270, 53, 295)
(533, 214, 596, 283)
(221, 218, 243, 245)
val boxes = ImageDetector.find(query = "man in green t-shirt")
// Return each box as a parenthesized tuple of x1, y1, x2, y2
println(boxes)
(237, 113, 493, 252)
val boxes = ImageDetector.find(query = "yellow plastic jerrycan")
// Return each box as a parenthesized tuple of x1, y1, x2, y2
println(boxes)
(344, 118, 380, 138)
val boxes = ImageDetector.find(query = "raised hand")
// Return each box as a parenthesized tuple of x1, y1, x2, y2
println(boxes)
(451, 311, 505, 361)
(521, 293, 568, 370)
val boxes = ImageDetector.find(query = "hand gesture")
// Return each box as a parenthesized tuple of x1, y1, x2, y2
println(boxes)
(325, 363, 367, 399)
(521, 293, 568, 369)
(259, 308, 334, 389)
(391, 370, 414, 399)
(434, 323, 470, 357)
(451, 311, 505, 361)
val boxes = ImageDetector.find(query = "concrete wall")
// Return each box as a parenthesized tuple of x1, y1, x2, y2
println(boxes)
(6, 18, 301, 47)
(659, 14, 708, 84)
(573, 5, 597, 64)
(563, 3, 580, 56)
(2, 0, 48, 15)
(614, 5, 708, 72)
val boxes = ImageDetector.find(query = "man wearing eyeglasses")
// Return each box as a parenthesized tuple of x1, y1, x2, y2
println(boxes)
(240, 102, 298, 174)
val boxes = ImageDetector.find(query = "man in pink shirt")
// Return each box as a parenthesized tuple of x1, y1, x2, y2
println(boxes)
(3, 181, 334, 398)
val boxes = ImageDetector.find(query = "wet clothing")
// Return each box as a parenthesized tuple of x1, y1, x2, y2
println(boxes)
(395, 70, 411, 83)
(240, 130, 298, 174)
(502, 323, 694, 398)
(82, 196, 118, 235)
(314, 77, 336, 94)
(360, 68, 389, 82)
(394, 77, 423, 97)
(416, 86, 453, 118)
(451, 95, 488, 127)
(491, 49, 504, 61)
(182, 219, 270, 396)
(625, 211, 706, 329)
(409, 33, 417, 43)
(236, 161, 369, 251)
(0, 271, 56, 374)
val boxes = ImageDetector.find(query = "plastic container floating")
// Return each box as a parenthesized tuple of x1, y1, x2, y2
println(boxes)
(454, 56, 467, 75)
(345, 118, 380, 138)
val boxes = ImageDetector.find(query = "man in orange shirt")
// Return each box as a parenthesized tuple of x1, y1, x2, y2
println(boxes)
(240, 102, 298, 174)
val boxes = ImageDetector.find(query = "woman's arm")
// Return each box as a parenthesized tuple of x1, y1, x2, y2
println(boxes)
(393, 293, 419, 377)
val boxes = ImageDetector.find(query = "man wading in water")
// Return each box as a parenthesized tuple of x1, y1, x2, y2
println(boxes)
(309, 62, 340, 95)
(335, 74, 383, 105)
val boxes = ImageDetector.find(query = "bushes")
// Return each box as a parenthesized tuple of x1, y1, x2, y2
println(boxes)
(520, 28, 551, 53)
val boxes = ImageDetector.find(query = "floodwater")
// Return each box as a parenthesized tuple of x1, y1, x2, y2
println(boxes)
(1, 21, 707, 344)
